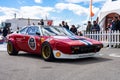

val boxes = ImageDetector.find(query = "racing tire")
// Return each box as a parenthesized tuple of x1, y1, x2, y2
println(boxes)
(41, 42, 54, 61)
(7, 41, 18, 55)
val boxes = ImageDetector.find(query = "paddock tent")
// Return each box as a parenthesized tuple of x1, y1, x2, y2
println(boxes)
(98, 0, 120, 30)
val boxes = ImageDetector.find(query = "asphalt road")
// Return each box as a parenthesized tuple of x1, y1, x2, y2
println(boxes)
(0, 48, 120, 80)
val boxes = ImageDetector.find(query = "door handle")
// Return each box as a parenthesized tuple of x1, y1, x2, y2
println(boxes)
(23, 36, 26, 39)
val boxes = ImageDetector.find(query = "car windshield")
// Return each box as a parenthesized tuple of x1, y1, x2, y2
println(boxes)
(41, 26, 75, 36)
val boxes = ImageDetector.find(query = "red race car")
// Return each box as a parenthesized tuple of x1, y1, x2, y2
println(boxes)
(7, 25, 103, 61)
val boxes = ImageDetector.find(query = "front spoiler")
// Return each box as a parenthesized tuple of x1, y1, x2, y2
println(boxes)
(53, 50, 99, 59)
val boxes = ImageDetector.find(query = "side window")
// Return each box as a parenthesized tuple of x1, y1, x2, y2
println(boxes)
(27, 26, 40, 35)
(19, 27, 28, 34)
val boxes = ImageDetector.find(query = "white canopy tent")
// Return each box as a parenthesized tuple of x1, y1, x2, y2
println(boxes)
(98, 0, 120, 30)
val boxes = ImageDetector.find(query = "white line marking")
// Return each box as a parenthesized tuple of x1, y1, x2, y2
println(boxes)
(109, 53, 120, 57)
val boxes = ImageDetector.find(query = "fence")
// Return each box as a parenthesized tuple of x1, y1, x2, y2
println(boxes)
(82, 31, 120, 48)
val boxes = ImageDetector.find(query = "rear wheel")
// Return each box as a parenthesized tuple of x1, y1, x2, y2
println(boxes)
(7, 41, 18, 55)
(41, 42, 54, 61)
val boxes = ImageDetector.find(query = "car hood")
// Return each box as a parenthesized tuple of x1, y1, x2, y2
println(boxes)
(53, 36, 102, 46)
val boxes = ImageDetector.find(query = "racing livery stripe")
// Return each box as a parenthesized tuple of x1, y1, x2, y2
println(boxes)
(83, 40, 93, 45)
(68, 36, 93, 45)
(79, 40, 93, 45)
(69, 36, 78, 40)
(79, 40, 88, 45)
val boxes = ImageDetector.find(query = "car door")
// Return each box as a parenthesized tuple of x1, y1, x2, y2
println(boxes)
(25, 26, 41, 53)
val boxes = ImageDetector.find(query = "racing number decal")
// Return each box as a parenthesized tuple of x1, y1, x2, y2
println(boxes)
(28, 37, 36, 50)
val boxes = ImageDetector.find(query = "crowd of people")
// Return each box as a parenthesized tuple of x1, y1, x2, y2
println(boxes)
(1, 16, 120, 39)
(33, 19, 79, 35)
(86, 20, 100, 32)
(0, 20, 79, 40)
(85, 16, 120, 48)
(107, 16, 120, 31)
(86, 16, 120, 32)
(59, 21, 79, 35)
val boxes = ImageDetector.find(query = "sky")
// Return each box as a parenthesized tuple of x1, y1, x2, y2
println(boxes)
(0, 0, 108, 26)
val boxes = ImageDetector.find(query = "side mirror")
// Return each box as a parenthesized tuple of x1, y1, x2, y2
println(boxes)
(36, 32, 40, 36)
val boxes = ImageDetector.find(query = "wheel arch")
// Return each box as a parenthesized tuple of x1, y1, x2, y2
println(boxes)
(8, 38, 18, 51)
(41, 41, 55, 61)
(41, 41, 54, 50)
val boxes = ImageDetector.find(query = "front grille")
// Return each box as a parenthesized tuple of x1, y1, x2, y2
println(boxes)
(71, 45, 100, 54)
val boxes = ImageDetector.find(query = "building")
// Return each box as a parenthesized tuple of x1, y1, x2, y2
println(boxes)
(97, 0, 120, 30)
(1, 18, 53, 32)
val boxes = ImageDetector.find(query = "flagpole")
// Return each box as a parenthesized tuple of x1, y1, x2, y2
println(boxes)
(90, 0, 94, 22)
(91, 17, 92, 22)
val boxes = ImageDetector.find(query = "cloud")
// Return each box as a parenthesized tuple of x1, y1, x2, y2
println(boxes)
(55, 3, 89, 15)
(19, 6, 54, 18)
(0, 6, 54, 23)
(0, 0, 104, 25)
(65, 0, 106, 3)
(0, 7, 18, 15)
(0, 7, 18, 22)
(55, 2, 101, 25)
(34, 0, 42, 3)
(55, 2, 100, 17)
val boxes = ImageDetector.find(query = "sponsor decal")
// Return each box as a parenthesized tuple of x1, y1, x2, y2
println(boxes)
(28, 37, 36, 50)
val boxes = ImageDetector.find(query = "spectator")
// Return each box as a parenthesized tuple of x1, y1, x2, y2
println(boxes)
(65, 22, 69, 30)
(16, 27, 19, 33)
(119, 16, 120, 20)
(86, 21, 92, 32)
(111, 16, 120, 31)
(7, 26, 11, 34)
(2, 26, 9, 38)
(111, 18, 115, 31)
(62, 21, 66, 27)
(38, 19, 44, 25)
(59, 24, 62, 26)
(32, 23, 35, 25)
(0, 28, 2, 35)
(70, 25, 78, 35)
(111, 16, 120, 48)
(107, 19, 112, 31)
(40, 19, 44, 25)
(91, 20, 100, 32)
(62, 21, 69, 30)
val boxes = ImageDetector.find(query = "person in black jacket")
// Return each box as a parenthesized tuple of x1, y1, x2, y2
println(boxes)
(111, 16, 120, 31)
(70, 25, 78, 35)
(2, 26, 8, 37)
(91, 21, 100, 32)
(111, 16, 120, 47)
(62, 21, 69, 30)
(38, 19, 44, 25)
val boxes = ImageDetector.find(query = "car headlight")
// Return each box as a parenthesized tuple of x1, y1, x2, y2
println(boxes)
(71, 46, 80, 53)
(72, 46, 79, 49)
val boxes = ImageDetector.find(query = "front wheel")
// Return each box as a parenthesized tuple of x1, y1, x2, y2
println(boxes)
(7, 41, 18, 55)
(41, 42, 54, 61)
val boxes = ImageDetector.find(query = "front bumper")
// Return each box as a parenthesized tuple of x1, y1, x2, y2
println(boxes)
(53, 50, 99, 59)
